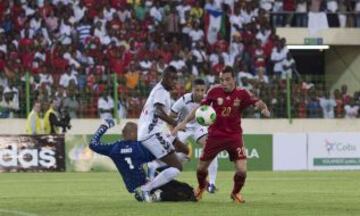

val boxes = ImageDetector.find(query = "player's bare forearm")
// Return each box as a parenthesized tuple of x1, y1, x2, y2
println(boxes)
(155, 104, 177, 127)
(183, 106, 198, 124)
(172, 105, 198, 135)
(255, 100, 270, 117)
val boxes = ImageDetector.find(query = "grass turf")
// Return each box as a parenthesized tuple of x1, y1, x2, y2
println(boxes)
(0, 171, 359, 216)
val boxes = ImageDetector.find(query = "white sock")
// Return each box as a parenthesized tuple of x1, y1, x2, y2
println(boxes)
(142, 167, 180, 192)
(147, 160, 166, 180)
(176, 152, 189, 165)
(208, 157, 218, 185)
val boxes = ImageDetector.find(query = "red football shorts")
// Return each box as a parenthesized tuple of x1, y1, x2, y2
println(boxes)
(200, 135, 246, 161)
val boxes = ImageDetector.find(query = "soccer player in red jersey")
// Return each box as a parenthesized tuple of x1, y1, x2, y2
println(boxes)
(172, 66, 270, 203)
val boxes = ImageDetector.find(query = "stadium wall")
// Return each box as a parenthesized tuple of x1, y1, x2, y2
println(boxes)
(276, 28, 360, 45)
(1, 119, 360, 172)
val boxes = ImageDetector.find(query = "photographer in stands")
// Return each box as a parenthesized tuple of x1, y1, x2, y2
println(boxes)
(43, 99, 70, 134)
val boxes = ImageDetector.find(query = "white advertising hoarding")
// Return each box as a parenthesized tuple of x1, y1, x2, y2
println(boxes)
(273, 133, 307, 171)
(308, 133, 360, 170)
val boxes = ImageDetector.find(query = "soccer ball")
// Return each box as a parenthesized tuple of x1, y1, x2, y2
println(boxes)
(195, 105, 216, 126)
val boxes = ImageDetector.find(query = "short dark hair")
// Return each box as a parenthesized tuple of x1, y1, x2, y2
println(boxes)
(163, 65, 177, 77)
(193, 78, 206, 86)
(221, 66, 235, 77)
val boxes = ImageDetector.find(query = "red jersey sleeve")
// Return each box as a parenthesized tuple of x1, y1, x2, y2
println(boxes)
(239, 88, 259, 110)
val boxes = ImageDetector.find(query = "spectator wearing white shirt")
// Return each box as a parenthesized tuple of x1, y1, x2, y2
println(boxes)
(256, 25, 271, 46)
(188, 22, 205, 46)
(94, 21, 111, 45)
(150, 1, 163, 25)
(237, 65, 254, 87)
(176, 1, 191, 25)
(1, 86, 19, 118)
(230, 7, 244, 38)
(282, 52, 298, 80)
(254, 67, 269, 84)
(139, 56, 153, 74)
(319, 91, 337, 118)
(271, 38, 288, 77)
(39, 72, 54, 86)
(169, 54, 186, 72)
(118, 6, 132, 23)
(344, 99, 359, 118)
(272, 0, 284, 27)
(59, 18, 72, 45)
(260, 0, 275, 12)
(191, 42, 207, 64)
(59, 67, 78, 88)
(30, 12, 42, 33)
(229, 33, 245, 65)
(73, 1, 87, 23)
(98, 91, 114, 120)
(241, 3, 256, 25)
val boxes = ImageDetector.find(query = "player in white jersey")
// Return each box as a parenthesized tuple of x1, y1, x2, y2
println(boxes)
(171, 78, 219, 193)
(137, 65, 188, 202)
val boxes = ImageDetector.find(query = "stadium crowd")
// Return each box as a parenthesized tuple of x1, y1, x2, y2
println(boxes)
(0, 0, 359, 119)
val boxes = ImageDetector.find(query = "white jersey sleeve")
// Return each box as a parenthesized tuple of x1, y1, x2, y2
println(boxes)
(171, 95, 187, 114)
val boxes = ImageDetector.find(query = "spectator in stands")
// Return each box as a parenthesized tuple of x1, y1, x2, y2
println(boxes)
(62, 90, 80, 119)
(124, 61, 140, 90)
(295, 0, 308, 27)
(97, 90, 114, 119)
(59, 66, 78, 88)
(284, 0, 296, 26)
(117, 94, 128, 119)
(319, 91, 337, 118)
(0, 85, 5, 118)
(355, 0, 360, 27)
(25, 101, 42, 134)
(254, 67, 270, 84)
(271, 38, 288, 78)
(272, 0, 284, 27)
(344, 98, 360, 118)
(341, 84, 351, 104)
(1, 86, 19, 118)
(282, 52, 298, 80)
(333, 88, 345, 118)
(307, 94, 322, 118)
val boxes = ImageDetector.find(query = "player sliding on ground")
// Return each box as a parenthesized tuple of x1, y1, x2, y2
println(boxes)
(89, 119, 196, 202)
(172, 66, 271, 204)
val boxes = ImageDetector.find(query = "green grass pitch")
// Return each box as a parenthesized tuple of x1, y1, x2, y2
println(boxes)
(0, 171, 359, 216)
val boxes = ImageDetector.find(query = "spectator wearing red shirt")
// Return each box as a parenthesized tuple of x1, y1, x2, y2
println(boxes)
(283, 0, 296, 26)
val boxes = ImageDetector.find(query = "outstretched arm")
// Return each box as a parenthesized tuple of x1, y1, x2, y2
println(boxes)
(171, 105, 199, 135)
(89, 119, 116, 156)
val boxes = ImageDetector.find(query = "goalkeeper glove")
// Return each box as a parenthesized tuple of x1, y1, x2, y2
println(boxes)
(102, 118, 115, 129)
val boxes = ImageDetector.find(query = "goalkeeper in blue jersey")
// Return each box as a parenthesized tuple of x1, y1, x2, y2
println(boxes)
(89, 119, 196, 202)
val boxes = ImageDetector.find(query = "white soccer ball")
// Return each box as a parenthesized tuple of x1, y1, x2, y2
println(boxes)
(195, 105, 216, 126)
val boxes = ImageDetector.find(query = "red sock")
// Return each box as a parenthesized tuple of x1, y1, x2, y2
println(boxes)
(196, 169, 208, 189)
(232, 172, 247, 194)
